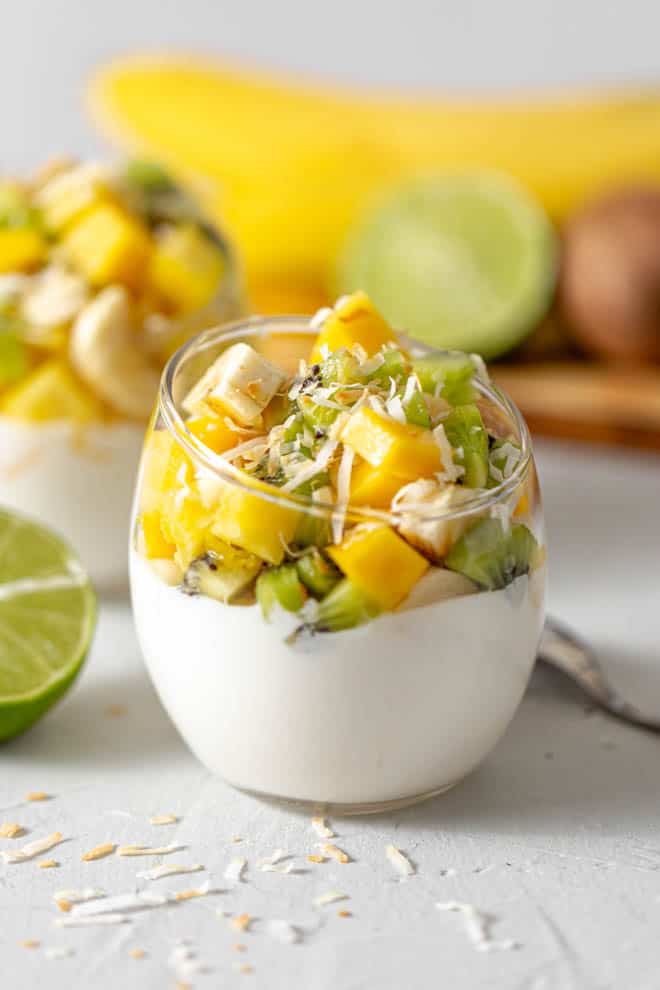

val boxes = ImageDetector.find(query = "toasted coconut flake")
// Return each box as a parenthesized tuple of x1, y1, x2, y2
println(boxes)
(231, 912, 252, 932)
(55, 899, 72, 913)
(81, 843, 115, 862)
(436, 901, 520, 953)
(256, 849, 287, 868)
(137, 863, 203, 882)
(25, 792, 50, 802)
(321, 843, 350, 864)
(311, 817, 334, 839)
(433, 424, 464, 483)
(45, 946, 74, 959)
(20, 939, 40, 949)
(149, 814, 178, 826)
(232, 943, 247, 952)
(129, 949, 146, 959)
(54, 887, 105, 904)
(231, 837, 243, 843)
(314, 891, 348, 907)
(56, 914, 131, 928)
(234, 962, 254, 974)
(386, 844, 415, 878)
(266, 920, 300, 944)
(71, 891, 169, 917)
(337, 910, 352, 918)
(2, 831, 63, 864)
(261, 861, 297, 875)
(224, 857, 246, 883)
(38, 859, 59, 870)
(117, 843, 182, 857)
(174, 881, 211, 902)
(0, 822, 24, 838)
(307, 855, 326, 864)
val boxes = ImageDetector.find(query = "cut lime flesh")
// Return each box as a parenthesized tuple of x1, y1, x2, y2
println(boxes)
(0, 508, 96, 742)
(337, 172, 557, 360)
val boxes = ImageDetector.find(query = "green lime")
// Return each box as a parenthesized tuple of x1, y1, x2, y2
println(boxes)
(336, 172, 557, 360)
(0, 508, 96, 742)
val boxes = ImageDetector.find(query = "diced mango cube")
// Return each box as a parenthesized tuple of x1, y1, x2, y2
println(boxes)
(35, 163, 111, 233)
(63, 203, 152, 289)
(310, 291, 395, 362)
(186, 413, 239, 455)
(348, 459, 406, 509)
(140, 509, 176, 559)
(159, 450, 212, 570)
(0, 227, 46, 273)
(140, 427, 176, 512)
(211, 480, 299, 565)
(513, 492, 529, 517)
(0, 359, 100, 422)
(328, 525, 429, 610)
(150, 224, 225, 314)
(341, 407, 442, 481)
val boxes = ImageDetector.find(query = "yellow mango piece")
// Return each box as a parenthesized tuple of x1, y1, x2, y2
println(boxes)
(186, 412, 239, 454)
(63, 202, 152, 290)
(140, 509, 176, 559)
(341, 407, 441, 481)
(328, 525, 429, 610)
(158, 441, 212, 568)
(211, 479, 298, 565)
(0, 227, 46, 273)
(150, 224, 225, 314)
(140, 427, 176, 512)
(0, 359, 100, 422)
(35, 163, 112, 233)
(513, 491, 530, 517)
(310, 292, 394, 362)
(348, 459, 406, 509)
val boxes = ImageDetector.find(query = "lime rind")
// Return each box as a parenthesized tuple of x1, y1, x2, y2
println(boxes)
(336, 171, 558, 360)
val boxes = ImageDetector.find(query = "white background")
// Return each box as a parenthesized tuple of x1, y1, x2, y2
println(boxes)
(2, 3, 660, 987)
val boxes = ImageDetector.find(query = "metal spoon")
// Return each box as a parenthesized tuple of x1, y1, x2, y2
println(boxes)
(538, 617, 660, 733)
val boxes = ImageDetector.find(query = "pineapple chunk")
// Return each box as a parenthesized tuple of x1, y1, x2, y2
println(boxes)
(34, 162, 111, 233)
(341, 407, 442, 481)
(63, 202, 152, 290)
(310, 291, 395, 362)
(186, 412, 239, 454)
(211, 479, 299, 565)
(150, 224, 225, 314)
(158, 442, 212, 569)
(348, 459, 406, 509)
(0, 359, 100, 422)
(183, 342, 286, 427)
(0, 227, 46, 273)
(328, 525, 429, 610)
(140, 427, 176, 512)
(140, 509, 176, 559)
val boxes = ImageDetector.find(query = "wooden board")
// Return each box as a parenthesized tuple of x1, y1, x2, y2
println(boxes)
(492, 361, 660, 451)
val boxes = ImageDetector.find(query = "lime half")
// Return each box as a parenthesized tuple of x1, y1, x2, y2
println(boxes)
(337, 172, 557, 360)
(0, 508, 96, 741)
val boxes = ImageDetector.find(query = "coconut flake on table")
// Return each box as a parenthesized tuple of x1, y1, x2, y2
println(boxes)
(314, 891, 348, 907)
(137, 863, 204, 882)
(2, 832, 63, 864)
(266, 920, 301, 944)
(70, 891, 170, 917)
(44, 946, 75, 960)
(310, 817, 335, 839)
(386, 844, 415, 878)
(256, 849, 288, 869)
(174, 880, 212, 901)
(55, 914, 131, 928)
(224, 858, 247, 883)
(117, 844, 183, 857)
(149, 814, 178, 826)
(436, 901, 520, 952)
(53, 889, 106, 906)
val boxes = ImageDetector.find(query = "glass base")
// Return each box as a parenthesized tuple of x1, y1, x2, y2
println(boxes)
(233, 780, 459, 816)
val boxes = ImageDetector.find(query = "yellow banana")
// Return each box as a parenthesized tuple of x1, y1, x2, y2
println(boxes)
(89, 56, 660, 292)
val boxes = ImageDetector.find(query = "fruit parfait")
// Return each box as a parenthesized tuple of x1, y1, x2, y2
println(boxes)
(130, 292, 545, 812)
(0, 159, 241, 588)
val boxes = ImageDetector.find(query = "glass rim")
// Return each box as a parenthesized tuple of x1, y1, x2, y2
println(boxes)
(158, 315, 532, 525)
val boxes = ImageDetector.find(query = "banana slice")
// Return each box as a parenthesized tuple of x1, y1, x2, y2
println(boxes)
(183, 341, 285, 426)
(69, 285, 159, 418)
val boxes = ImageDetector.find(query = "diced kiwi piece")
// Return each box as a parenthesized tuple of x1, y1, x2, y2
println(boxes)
(320, 348, 364, 386)
(412, 353, 476, 405)
(182, 547, 262, 604)
(292, 470, 331, 498)
(293, 508, 332, 548)
(297, 550, 341, 598)
(0, 331, 29, 388)
(314, 578, 380, 632)
(443, 404, 489, 488)
(256, 563, 307, 619)
(298, 394, 339, 434)
(124, 159, 176, 194)
(445, 518, 538, 590)
(403, 388, 431, 428)
(365, 347, 408, 384)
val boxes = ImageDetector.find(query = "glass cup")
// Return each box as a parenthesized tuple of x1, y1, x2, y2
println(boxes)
(0, 164, 242, 592)
(130, 317, 546, 813)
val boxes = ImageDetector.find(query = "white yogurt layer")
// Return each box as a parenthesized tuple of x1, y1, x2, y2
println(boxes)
(0, 416, 144, 589)
(130, 549, 545, 807)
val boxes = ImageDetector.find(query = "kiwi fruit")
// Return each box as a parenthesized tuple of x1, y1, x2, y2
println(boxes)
(311, 578, 380, 633)
(445, 518, 537, 590)
(182, 547, 262, 604)
(256, 564, 307, 619)
(296, 550, 341, 598)
(443, 403, 489, 488)
(412, 353, 477, 406)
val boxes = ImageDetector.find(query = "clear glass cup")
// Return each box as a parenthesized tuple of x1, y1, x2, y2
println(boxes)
(0, 163, 242, 592)
(130, 317, 546, 814)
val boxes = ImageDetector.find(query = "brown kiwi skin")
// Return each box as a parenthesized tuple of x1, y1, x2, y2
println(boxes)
(560, 187, 660, 364)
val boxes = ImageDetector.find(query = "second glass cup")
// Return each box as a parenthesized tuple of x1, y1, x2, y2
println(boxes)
(130, 301, 546, 813)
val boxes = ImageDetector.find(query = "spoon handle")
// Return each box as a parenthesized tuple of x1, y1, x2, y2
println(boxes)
(538, 617, 660, 733)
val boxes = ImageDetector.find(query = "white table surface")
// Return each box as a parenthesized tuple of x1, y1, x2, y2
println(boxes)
(2, 438, 659, 990)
